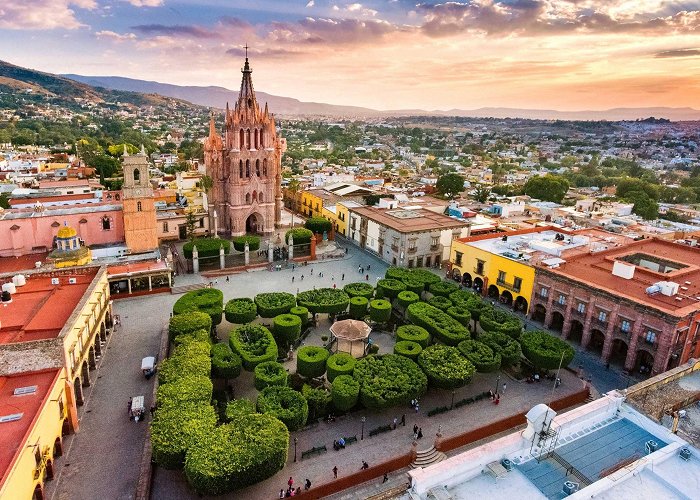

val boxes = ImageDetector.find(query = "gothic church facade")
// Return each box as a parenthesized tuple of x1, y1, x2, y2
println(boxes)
(204, 56, 285, 236)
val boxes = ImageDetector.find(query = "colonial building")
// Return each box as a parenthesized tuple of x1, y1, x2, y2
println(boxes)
(122, 147, 158, 253)
(204, 56, 284, 236)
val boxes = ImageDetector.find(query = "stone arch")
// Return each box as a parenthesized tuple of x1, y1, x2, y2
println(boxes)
(239, 160, 243, 178)
(61, 419, 71, 437)
(245, 160, 250, 178)
(254, 129, 258, 149)
(531, 303, 546, 323)
(245, 193, 251, 204)
(588, 329, 605, 354)
(549, 311, 564, 332)
(473, 277, 484, 293)
(54, 437, 64, 457)
(246, 129, 251, 149)
(255, 159, 260, 176)
(461, 272, 472, 287)
(81, 362, 90, 387)
(451, 268, 461, 281)
(100, 322, 106, 342)
(46, 459, 55, 480)
(32, 484, 44, 500)
(137, 201, 142, 212)
(260, 132, 265, 148)
(263, 158, 268, 176)
(239, 129, 245, 149)
(73, 377, 84, 406)
(610, 339, 628, 367)
(487, 284, 499, 299)
(634, 349, 654, 375)
(569, 319, 583, 344)
(500, 289, 513, 307)
(133, 169, 140, 183)
(514, 295, 528, 313)
(88, 345, 96, 369)
(246, 212, 263, 234)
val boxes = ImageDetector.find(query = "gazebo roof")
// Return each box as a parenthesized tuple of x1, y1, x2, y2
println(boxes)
(329, 319, 371, 341)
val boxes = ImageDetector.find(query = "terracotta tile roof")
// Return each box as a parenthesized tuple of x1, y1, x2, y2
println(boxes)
(350, 206, 469, 233)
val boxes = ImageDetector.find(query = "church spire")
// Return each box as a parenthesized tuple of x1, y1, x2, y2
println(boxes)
(238, 45, 257, 111)
(209, 110, 216, 136)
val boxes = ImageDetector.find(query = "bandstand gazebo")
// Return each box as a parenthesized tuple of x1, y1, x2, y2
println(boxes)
(329, 319, 371, 358)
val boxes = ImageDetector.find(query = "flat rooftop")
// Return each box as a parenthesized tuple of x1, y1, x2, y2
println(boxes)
(0, 368, 61, 488)
(351, 206, 469, 233)
(108, 259, 170, 278)
(0, 268, 99, 344)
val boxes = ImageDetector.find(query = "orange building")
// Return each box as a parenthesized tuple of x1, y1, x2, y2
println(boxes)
(121, 148, 158, 253)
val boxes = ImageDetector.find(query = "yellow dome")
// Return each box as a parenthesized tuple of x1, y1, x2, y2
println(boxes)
(57, 226, 78, 239)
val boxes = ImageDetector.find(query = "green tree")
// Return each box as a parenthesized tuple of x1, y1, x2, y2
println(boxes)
(185, 210, 198, 241)
(436, 173, 465, 198)
(0, 193, 9, 209)
(472, 184, 490, 203)
(615, 179, 659, 201)
(199, 175, 213, 193)
(624, 191, 659, 220)
(523, 175, 570, 203)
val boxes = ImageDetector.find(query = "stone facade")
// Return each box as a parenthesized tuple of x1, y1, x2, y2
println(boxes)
(204, 57, 284, 237)
(122, 148, 158, 253)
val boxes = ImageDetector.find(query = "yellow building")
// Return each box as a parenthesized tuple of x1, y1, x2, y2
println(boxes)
(300, 189, 326, 219)
(47, 225, 92, 268)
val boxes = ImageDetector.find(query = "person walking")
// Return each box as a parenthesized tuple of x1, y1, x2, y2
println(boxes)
(367, 264, 371, 271)
(401, 414, 406, 427)
(361, 461, 369, 470)
(127, 398, 132, 416)
(365, 274, 369, 281)
(382, 473, 389, 483)
(292, 276, 295, 283)
(417, 428, 423, 439)
(305, 479, 311, 490)
(502, 382, 507, 394)
(333, 283, 337, 289)
(288, 477, 294, 489)
(301, 275, 304, 281)
(392, 417, 398, 430)
(279, 489, 284, 498)
(333, 466, 338, 479)
(226, 276, 230, 283)
(358, 265, 361, 273)
(342, 273, 345, 281)
(413, 423, 419, 435)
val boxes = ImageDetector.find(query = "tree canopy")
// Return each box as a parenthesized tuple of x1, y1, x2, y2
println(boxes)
(524, 175, 570, 203)
(436, 173, 465, 198)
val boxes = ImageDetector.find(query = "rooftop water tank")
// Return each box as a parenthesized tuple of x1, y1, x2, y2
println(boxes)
(563, 481, 579, 495)
(12, 275, 26, 287)
(1, 282, 16, 294)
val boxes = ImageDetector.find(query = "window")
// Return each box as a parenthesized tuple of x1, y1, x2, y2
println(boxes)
(101, 216, 111, 230)
(557, 294, 566, 305)
(263, 159, 268, 176)
(577, 302, 586, 314)
(475, 260, 485, 275)
(246, 193, 251, 204)
(598, 310, 607, 322)
(431, 236, 439, 247)
(137, 201, 142, 212)
(408, 239, 417, 250)
(199, 218, 204, 228)
(246, 160, 250, 177)
(513, 277, 522, 292)
(645, 330, 657, 344)
(163, 222, 169, 233)
(259, 192, 263, 203)
(621, 320, 631, 332)
(239, 161, 243, 178)
(498, 270, 506, 283)
(133, 169, 140, 182)
(540, 287, 549, 298)
(256, 159, 260, 176)
(454, 251, 463, 266)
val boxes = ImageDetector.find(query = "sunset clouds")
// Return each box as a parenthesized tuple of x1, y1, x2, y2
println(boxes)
(1, 0, 699, 110)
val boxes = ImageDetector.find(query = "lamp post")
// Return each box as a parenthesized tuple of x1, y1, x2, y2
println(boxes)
(361, 416, 366, 440)
(495, 374, 501, 397)
(451, 390, 455, 409)
(294, 437, 298, 463)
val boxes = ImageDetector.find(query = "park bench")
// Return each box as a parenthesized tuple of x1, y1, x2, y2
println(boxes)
(343, 435, 358, 446)
(301, 445, 327, 460)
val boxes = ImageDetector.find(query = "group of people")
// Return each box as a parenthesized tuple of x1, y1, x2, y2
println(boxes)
(279, 477, 311, 497)
(332, 437, 346, 450)
(412, 424, 424, 440)
(410, 398, 420, 413)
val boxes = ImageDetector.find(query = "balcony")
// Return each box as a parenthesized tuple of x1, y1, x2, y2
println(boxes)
(33, 448, 51, 480)
(572, 308, 585, 317)
(430, 244, 440, 251)
(473, 266, 485, 276)
(496, 279, 522, 293)
(615, 328, 631, 339)
(391, 245, 399, 253)
(407, 247, 417, 254)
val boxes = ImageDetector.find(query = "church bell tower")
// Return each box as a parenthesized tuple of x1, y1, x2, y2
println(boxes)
(122, 146, 158, 253)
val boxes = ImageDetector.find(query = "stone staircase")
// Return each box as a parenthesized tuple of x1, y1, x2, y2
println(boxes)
(411, 447, 447, 469)
(171, 282, 207, 295)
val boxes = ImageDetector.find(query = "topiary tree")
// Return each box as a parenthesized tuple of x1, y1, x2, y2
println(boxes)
(396, 325, 430, 348)
(184, 413, 288, 495)
(285, 227, 313, 244)
(479, 307, 523, 339)
(173, 328, 210, 346)
(331, 375, 360, 412)
(183, 237, 231, 259)
(157, 375, 213, 406)
(173, 288, 224, 325)
(417, 345, 475, 389)
(428, 295, 453, 311)
(304, 216, 332, 235)
(224, 298, 258, 324)
(402, 277, 425, 295)
(224, 399, 257, 422)
(343, 282, 375, 299)
(447, 306, 471, 325)
(479, 331, 522, 367)
(168, 311, 212, 342)
(232, 234, 260, 252)
(254, 361, 288, 390)
(326, 352, 356, 382)
(348, 296, 369, 319)
(302, 384, 330, 421)
(429, 281, 459, 298)
(353, 354, 427, 410)
(397, 290, 420, 308)
(256, 386, 309, 431)
(158, 338, 212, 385)
(448, 289, 475, 307)
(297, 288, 349, 315)
(289, 306, 309, 327)
(254, 292, 296, 318)
(151, 402, 217, 469)
(394, 340, 422, 360)
(210, 342, 242, 381)
(272, 313, 302, 350)
(369, 299, 391, 323)
(457, 339, 501, 373)
(297, 346, 329, 378)
(229, 324, 278, 371)
(406, 269, 442, 291)
(520, 330, 575, 370)
(376, 278, 406, 299)
(406, 302, 470, 346)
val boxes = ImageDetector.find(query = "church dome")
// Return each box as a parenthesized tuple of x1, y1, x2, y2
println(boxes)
(57, 226, 78, 239)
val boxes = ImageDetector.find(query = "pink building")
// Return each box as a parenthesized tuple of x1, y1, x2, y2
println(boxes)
(0, 204, 124, 257)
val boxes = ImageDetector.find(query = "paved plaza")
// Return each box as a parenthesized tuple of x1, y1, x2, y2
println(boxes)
(47, 241, 619, 500)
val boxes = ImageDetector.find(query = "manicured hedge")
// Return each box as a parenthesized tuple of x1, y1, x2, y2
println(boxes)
(229, 324, 278, 371)
(254, 292, 296, 318)
(385, 267, 440, 290)
(418, 345, 475, 389)
(224, 298, 258, 324)
(183, 237, 231, 259)
(286, 227, 313, 245)
(272, 313, 302, 348)
(353, 354, 427, 410)
(331, 375, 360, 412)
(173, 328, 210, 347)
(348, 296, 369, 319)
(447, 306, 471, 325)
(184, 414, 288, 495)
(305, 217, 332, 234)
(254, 361, 288, 390)
(289, 306, 309, 327)
(158, 338, 211, 385)
(256, 386, 309, 431)
(224, 399, 257, 422)
(369, 299, 391, 323)
(173, 288, 224, 325)
(297, 346, 329, 378)
(479, 307, 523, 339)
(297, 288, 350, 315)
(429, 281, 459, 297)
(302, 384, 330, 421)
(428, 295, 453, 311)
(210, 342, 242, 380)
(376, 279, 406, 299)
(448, 289, 475, 307)
(343, 282, 375, 299)
(397, 290, 420, 308)
(406, 302, 470, 346)
(520, 330, 575, 370)
(157, 375, 213, 405)
(326, 352, 356, 382)
(232, 234, 260, 252)
(394, 340, 422, 360)
(396, 325, 430, 348)
(479, 331, 522, 367)
(168, 312, 212, 342)
(151, 402, 217, 469)
(402, 277, 426, 295)
(457, 339, 501, 373)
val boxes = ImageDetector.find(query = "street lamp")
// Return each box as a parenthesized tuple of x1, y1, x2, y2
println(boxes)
(361, 416, 366, 440)
(495, 374, 501, 397)
(294, 437, 298, 463)
(451, 390, 455, 409)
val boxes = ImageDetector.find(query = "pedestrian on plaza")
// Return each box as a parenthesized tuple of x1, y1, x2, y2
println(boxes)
(413, 423, 419, 435)
(494, 394, 500, 405)
(367, 264, 371, 271)
(288, 477, 294, 488)
(345, 247, 348, 254)
(415, 402, 420, 413)
(301, 275, 304, 281)
(382, 473, 389, 483)
(358, 265, 362, 273)
(150, 405, 156, 418)
(311, 268, 314, 275)
(333, 283, 336, 289)
(279, 489, 284, 498)
(413, 429, 418, 440)
(393, 417, 398, 430)
(365, 274, 369, 281)
(292, 264, 295, 271)
(342, 273, 345, 280)
(401, 414, 406, 426)
(333, 466, 338, 479)
(215, 278, 219, 286)
(361, 461, 369, 470)
(285, 488, 291, 497)
(292, 276, 295, 283)
(502, 382, 507, 394)
(417, 428, 423, 439)
(295, 487, 301, 496)
(128, 398, 132, 415)
(226, 276, 230, 283)
(305, 479, 311, 490)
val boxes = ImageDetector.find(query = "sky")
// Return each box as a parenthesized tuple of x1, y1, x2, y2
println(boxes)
(1, 0, 700, 111)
